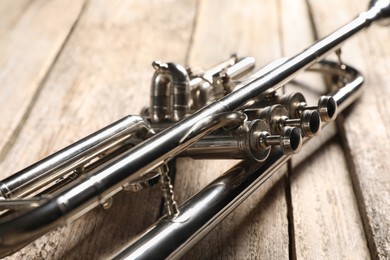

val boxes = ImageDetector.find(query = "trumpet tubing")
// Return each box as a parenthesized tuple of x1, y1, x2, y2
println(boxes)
(0, 0, 389, 258)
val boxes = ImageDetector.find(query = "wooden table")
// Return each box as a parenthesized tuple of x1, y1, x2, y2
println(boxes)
(1, 0, 389, 259)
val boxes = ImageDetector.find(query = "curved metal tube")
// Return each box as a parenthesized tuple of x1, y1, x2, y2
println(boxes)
(113, 62, 364, 259)
(0, 112, 246, 257)
(0, 115, 154, 199)
(150, 61, 190, 123)
(0, 0, 387, 257)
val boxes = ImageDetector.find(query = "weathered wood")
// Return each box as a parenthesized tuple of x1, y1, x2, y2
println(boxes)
(0, 0, 388, 259)
(0, 0, 31, 39)
(280, 0, 370, 259)
(0, 0, 86, 163)
(308, 0, 390, 259)
(175, 0, 290, 258)
(291, 127, 370, 259)
(1, 0, 197, 259)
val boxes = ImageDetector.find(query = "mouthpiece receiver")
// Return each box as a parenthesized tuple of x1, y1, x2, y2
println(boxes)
(368, 0, 390, 25)
(0, 0, 373, 253)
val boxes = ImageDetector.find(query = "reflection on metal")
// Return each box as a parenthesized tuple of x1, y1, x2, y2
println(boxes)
(0, 0, 388, 258)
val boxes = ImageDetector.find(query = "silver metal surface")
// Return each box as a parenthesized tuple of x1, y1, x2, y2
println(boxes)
(113, 61, 364, 260)
(182, 119, 302, 160)
(150, 61, 190, 123)
(0, 0, 387, 257)
(0, 115, 154, 199)
(189, 55, 255, 111)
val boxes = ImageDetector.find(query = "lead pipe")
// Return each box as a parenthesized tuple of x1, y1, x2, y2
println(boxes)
(113, 61, 364, 259)
(0, 1, 384, 256)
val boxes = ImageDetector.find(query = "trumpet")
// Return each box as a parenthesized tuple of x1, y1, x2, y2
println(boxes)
(0, 0, 389, 258)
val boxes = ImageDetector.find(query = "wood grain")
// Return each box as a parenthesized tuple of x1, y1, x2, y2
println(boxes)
(0, 0, 388, 259)
(176, 0, 290, 258)
(281, 0, 370, 259)
(0, 0, 86, 163)
(308, 0, 390, 259)
(291, 127, 370, 259)
(0, 0, 31, 39)
(1, 0, 197, 259)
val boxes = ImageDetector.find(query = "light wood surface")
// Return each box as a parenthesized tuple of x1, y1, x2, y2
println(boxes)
(176, 1, 289, 258)
(0, 0, 389, 259)
(308, 1, 390, 259)
(0, 0, 86, 162)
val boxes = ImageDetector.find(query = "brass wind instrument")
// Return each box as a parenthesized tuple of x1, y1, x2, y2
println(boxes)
(0, 0, 388, 258)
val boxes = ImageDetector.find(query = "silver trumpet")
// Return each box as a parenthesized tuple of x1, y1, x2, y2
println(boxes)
(0, 0, 389, 258)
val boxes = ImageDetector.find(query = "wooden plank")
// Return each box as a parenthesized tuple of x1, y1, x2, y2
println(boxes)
(1, 0, 197, 259)
(1, 1, 385, 259)
(0, 0, 86, 162)
(291, 128, 370, 259)
(280, 0, 370, 259)
(174, 0, 290, 258)
(0, 0, 31, 39)
(307, 1, 390, 259)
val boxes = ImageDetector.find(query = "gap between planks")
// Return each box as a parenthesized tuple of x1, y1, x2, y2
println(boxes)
(282, 0, 370, 259)
(308, 0, 390, 258)
(3, 0, 198, 258)
(0, 0, 88, 164)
